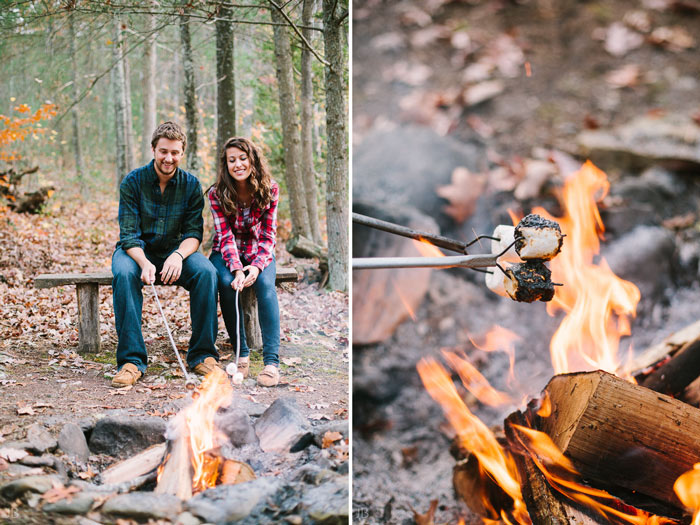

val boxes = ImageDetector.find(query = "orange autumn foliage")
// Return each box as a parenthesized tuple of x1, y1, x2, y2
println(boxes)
(0, 103, 57, 161)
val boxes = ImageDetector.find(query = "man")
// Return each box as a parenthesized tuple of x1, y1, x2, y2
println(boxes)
(111, 121, 219, 387)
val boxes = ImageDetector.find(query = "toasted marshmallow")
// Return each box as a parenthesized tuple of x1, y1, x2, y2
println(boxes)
(514, 214, 563, 261)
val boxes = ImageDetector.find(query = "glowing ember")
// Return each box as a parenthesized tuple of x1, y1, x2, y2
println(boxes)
(536, 161, 640, 375)
(674, 464, 700, 525)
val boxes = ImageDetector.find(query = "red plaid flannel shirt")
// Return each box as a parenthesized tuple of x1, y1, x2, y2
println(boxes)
(208, 181, 279, 273)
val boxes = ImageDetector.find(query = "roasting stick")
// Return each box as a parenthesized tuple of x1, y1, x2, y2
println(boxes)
(353, 253, 499, 270)
(225, 290, 244, 385)
(150, 282, 197, 390)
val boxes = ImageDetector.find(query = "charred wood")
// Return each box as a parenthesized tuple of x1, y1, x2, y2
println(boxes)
(640, 337, 700, 397)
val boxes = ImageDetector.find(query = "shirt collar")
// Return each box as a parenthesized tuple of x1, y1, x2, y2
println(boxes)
(147, 160, 180, 186)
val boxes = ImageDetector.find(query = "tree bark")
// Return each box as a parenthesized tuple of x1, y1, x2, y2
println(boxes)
(142, 4, 157, 163)
(122, 25, 135, 173)
(180, 10, 199, 172)
(216, 2, 236, 156)
(68, 9, 84, 187)
(271, 4, 311, 239)
(322, 0, 348, 291)
(301, 0, 322, 244)
(112, 14, 129, 189)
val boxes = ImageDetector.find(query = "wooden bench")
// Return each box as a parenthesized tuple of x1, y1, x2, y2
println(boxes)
(34, 267, 298, 354)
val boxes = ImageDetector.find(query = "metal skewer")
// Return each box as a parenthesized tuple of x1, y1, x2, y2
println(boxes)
(352, 253, 498, 270)
(150, 282, 197, 390)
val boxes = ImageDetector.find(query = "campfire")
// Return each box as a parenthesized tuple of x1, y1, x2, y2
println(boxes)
(417, 161, 700, 523)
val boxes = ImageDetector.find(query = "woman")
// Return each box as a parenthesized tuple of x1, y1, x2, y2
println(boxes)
(208, 137, 281, 387)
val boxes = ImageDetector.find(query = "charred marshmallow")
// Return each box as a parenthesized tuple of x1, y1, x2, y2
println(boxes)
(504, 261, 555, 303)
(514, 214, 563, 261)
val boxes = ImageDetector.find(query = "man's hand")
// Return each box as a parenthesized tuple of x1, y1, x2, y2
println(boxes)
(160, 253, 183, 284)
(231, 270, 246, 291)
(141, 261, 157, 285)
(241, 265, 260, 288)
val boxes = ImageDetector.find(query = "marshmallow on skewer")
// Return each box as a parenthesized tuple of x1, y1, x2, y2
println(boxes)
(484, 264, 509, 297)
(514, 214, 563, 261)
(232, 372, 244, 385)
(491, 225, 519, 263)
(226, 362, 238, 376)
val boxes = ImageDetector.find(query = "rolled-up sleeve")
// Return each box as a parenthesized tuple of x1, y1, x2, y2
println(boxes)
(181, 181, 204, 243)
(251, 183, 278, 271)
(208, 188, 244, 272)
(118, 177, 145, 251)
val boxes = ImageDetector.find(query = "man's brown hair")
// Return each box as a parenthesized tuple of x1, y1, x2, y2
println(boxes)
(151, 121, 187, 151)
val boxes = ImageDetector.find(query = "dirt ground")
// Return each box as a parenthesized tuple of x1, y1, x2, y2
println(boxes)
(352, 0, 700, 523)
(0, 193, 348, 476)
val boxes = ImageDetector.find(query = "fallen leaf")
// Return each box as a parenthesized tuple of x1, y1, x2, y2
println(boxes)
(110, 385, 133, 395)
(0, 447, 28, 462)
(662, 212, 695, 230)
(17, 405, 34, 415)
(649, 25, 696, 51)
(41, 484, 81, 504)
(0, 423, 18, 436)
(604, 22, 644, 57)
(436, 167, 487, 223)
(78, 467, 96, 480)
(322, 431, 343, 449)
(605, 64, 641, 88)
(282, 357, 302, 367)
(411, 499, 438, 525)
(309, 413, 332, 421)
(309, 402, 330, 410)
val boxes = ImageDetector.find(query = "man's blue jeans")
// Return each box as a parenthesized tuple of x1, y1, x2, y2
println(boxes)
(112, 248, 219, 373)
(209, 251, 280, 366)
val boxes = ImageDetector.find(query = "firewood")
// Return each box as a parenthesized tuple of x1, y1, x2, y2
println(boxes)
(641, 337, 700, 397)
(540, 370, 700, 509)
(154, 416, 193, 500)
(99, 443, 166, 486)
(628, 319, 700, 375)
(220, 459, 256, 485)
(285, 234, 328, 261)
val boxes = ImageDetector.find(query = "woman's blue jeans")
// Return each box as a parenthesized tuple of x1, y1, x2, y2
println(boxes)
(209, 251, 280, 366)
(112, 247, 219, 373)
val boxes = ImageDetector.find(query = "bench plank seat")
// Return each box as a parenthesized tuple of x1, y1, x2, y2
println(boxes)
(34, 266, 298, 354)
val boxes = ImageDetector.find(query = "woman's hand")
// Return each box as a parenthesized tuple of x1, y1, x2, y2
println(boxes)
(231, 270, 246, 291)
(241, 265, 260, 288)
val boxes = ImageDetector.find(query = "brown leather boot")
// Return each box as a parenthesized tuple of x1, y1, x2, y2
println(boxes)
(193, 356, 219, 376)
(111, 363, 142, 388)
(238, 356, 250, 378)
(257, 365, 280, 387)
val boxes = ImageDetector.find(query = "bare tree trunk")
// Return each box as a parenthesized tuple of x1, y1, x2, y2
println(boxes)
(323, 0, 348, 292)
(68, 9, 84, 187)
(216, 2, 236, 156)
(112, 14, 129, 189)
(142, 5, 157, 163)
(237, 35, 254, 137)
(122, 27, 135, 172)
(180, 11, 199, 172)
(271, 4, 311, 239)
(301, 0, 322, 244)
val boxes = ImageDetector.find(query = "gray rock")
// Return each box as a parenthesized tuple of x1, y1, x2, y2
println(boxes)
(174, 511, 202, 525)
(0, 475, 62, 500)
(311, 420, 349, 449)
(291, 464, 341, 486)
(254, 398, 312, 453)
(186, 477, 282, 523)
(19, 454, 56, 468)
(58, 423, 90, 462)
(233, 396, 268, 418)
(101, 492, 182, 520)
(353, 126, 485, 230)
(26, 423, 57, 454)
(301, 475, 349, 524)
(602, 226, 676, 307)
(88, 416, 166, 459)
(577, 113, 700, 171)
(215, 407, 258, 447)
(42, 492, 96, 515)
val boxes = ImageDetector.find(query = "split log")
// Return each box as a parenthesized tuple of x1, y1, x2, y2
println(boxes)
(540, 370, 700, 509)
(99, 443, 166, 486)
(628, 319, 700, 375)
(220, 459, 256, 485)
(641, 336, 700, 397)
(155, 416, 193, 500)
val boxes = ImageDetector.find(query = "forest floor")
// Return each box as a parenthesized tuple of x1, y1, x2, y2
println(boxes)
(353, 0, 700, 523)
(0, 185, 348, 455)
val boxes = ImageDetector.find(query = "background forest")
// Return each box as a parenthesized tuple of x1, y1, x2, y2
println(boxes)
(0, 0, 348, 290)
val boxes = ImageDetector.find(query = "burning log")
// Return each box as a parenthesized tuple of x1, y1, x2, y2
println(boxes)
(155, 414, 193, 501)
(539, 370, 700, 510)
(640, 336, 700, 397)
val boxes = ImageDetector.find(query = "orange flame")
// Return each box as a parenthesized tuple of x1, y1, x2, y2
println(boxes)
(413, 237, 446, 258)
(536, 161, 640, 375)
(469, 326, 521, 387)
(393, 279, 417, 321)
(417, 358, 530, 523)
(674, 463, 700, 525)
(442, 349, 512, 407)
(510, 424, 673, 525)
(185, 368, 232, 492)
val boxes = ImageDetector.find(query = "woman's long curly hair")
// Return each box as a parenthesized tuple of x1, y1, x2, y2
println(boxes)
(212, 137, 274, 216)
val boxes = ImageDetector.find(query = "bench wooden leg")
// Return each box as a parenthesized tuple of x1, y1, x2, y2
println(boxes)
(241, 287, 262, 350)
(76, 283, 100, 354)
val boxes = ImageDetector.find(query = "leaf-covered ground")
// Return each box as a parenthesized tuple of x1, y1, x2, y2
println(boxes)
(0, 189, 348, 445)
